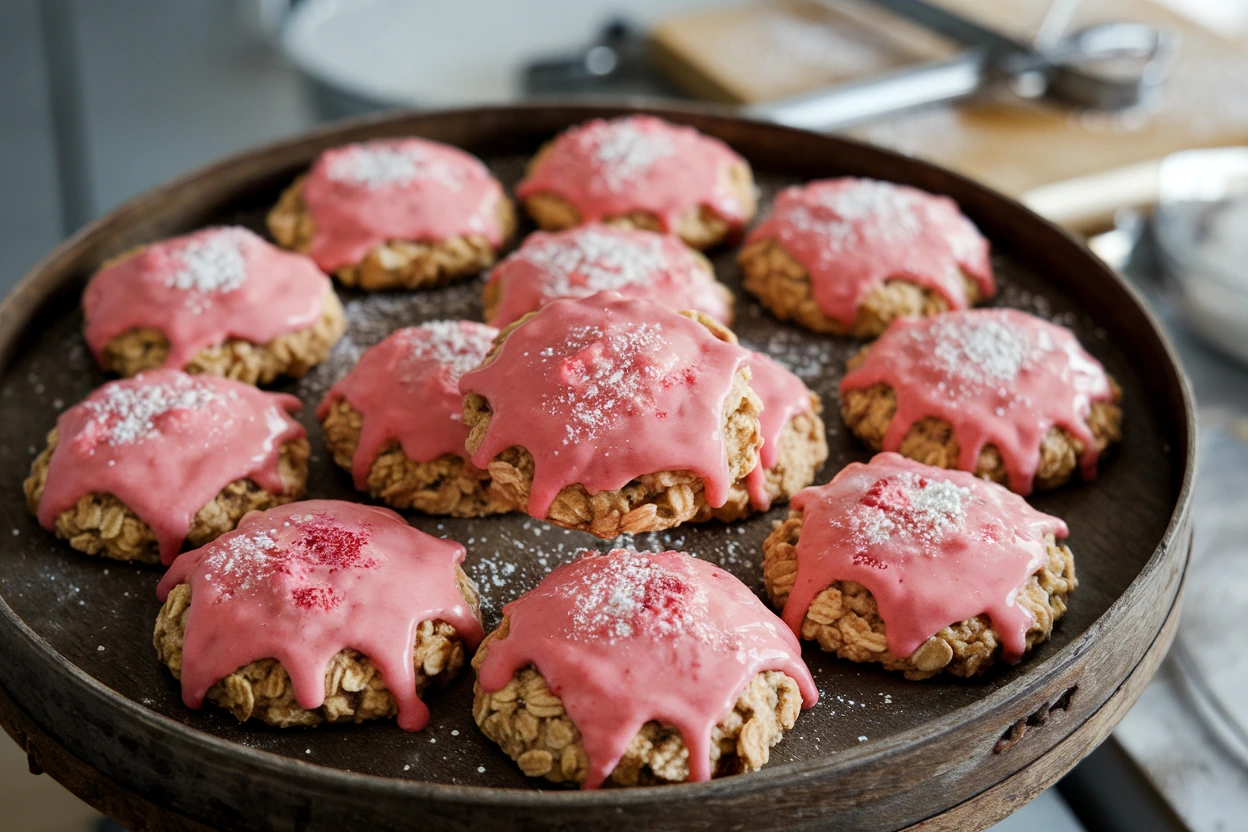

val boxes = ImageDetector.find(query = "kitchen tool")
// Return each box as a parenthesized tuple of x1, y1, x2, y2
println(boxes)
(0, 103, 1193, 832)
(653, 0, 1248, 228)
(747, 0, 1178, 131)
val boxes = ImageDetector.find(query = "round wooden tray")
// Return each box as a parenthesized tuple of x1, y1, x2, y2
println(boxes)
(0, 103, 1194, 832)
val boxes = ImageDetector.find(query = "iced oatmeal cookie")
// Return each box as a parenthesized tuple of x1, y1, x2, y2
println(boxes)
(472, 548, 816, 787)
(483, 224, 732, 328)
(24, 370, 308, 565)
(763, 453, 1077, 679)
(840, 308, 1122, 495)
(154, 500, 483, 728)
(696, 350, 828, 523)
(319, 320, 511, 516)
(516, 115, 755, 250)
(267, 138, 515, 290)
(84, 226, 344, 384)
(740, 178, 994, 337)
(459, 292, 763, 538)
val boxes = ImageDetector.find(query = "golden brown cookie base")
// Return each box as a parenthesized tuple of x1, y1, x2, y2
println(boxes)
(23, 429, 310, 564)
(470, 615, 803, 786)
(520, 143, 755, 251)
(481, 243, 734, 327)
(738, 237, 984, 338)
(99, 287, 346, 385)
(840, 350, 1124, 491)
(320, 398, 512, 517)
(153, 566, 478, 727)
(763, 512, 1076, 679)
(462, 312, 763, 538)
(267, 174, 516, 291)
(695, 404, 829, 523)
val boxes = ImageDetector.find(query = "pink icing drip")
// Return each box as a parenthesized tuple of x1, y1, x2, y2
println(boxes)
(317, 320, 498, 489)
(783, 453, 1068, 662)
(475, 549, 817, 788)
(156, 500, 484, 731)
(840, 309, 1114, 495)
(301, 138, 506, 272)
(459, 292, 751, 519)
(485, 224, 731, 328)
(743, 352, 814, 511)
(515, 116, 749, 234)
(36, 370, 305, 565)
(745, 178, 995, 326)
(82, 226, 330, 371)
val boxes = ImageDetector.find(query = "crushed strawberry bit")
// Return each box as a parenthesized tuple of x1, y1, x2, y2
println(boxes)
(292, 585, 342, 611)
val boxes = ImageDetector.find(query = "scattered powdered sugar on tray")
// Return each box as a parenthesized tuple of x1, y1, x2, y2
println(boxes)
(84, 377, 229, 446)
(843, 471, 970, 552)
(590, 121, 676, 191)
(328, 143, 465, 191)
(523, 228, 670, 298)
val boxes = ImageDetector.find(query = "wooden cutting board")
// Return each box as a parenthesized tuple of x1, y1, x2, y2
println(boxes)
(651, 0, 1248, 229)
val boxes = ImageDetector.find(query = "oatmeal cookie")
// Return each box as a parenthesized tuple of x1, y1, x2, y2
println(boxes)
(764, 453, 1076, 679)
(472, 549, 815, 787)
(154, 501, 484, 729)
(155, 568, 477, 727)
(460, 294, 763, 538)
(741, 178, 994, 337)
(318, 321, 511, 516)
(24, 371, 308, 565)
(697, 351, 828, 522)
(516, 116, 756, 250)
(840, 309, 1123, 494)
(267, 138, 515, 290)
(85, 227, 345, 384)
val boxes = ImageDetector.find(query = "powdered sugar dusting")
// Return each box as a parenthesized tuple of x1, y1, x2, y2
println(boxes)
(557, 550, 720, 646)
(843, 471, 971, 553)
(782, 179, 923, 255)
(926, 315, 1033, 386)
(164, 227, 251, 302)
(523, 228, 670, 299)
(328, 142, 466, 191)
(537, 321, 672, 444)
(590, 121, 676, 191)
(83, 376, 228, 446)
(399, 320, 497, 384)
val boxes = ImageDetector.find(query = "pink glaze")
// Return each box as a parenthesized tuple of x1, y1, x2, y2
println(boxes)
(515, 116, 751, 236)
(157, 500, 483, 730)
(484, 224, 731, 328)
(746, 178, 995, 326)
(840, 308, 1115, 495)
(743, 352, 816, 511)
(476, 549, 817, 788)
(317, 321, 498, 489)
(458, 292, 752, 519)
(783, 453, 1068, 663)
(301, 138, 506, 272)
(83, 226, 331, 372)
(36, 370, 304, 565)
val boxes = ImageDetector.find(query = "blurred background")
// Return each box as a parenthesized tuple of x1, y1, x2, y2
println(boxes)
(2, 1, 1247, 830)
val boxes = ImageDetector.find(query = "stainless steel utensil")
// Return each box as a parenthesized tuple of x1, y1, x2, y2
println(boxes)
(748, 0, 1178, 131)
